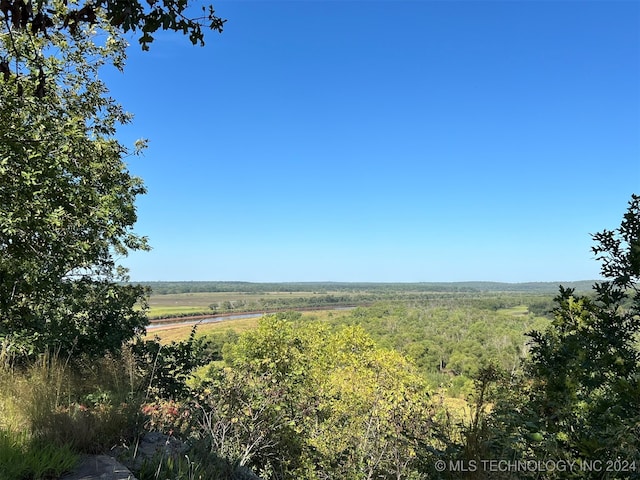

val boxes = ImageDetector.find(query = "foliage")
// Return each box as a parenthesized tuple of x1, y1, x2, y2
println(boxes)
(0, 347, 149, 457)
(332, 299, 549, 397)
(141, 399, 191, 435)
(522, 194, 640, 474)
(0, 0, 154, 357)
(193, 330, 240, 363)
(0, 428, 78, 480)
(0, 0, 224, 76)
(134, 439, 259, 480)
(183, 314, 436, 480)
(0, 0, 227, 360)
(136, 452, 205, 480)
(133, 326, 208, 400)
(461, 194, 640, 479)
(33, 398, 143, 453)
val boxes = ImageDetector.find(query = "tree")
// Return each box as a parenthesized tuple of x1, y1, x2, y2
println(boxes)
(525, 196, 640, 465)
(0, 0, 226, 89)
(192, 314, 436, 480)
(474, 195, 640, 479)
(0, 0, 223, 356)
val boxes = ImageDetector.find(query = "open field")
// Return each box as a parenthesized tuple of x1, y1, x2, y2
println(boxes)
(142, 280, 585, 320)
(145, 290, 360, 319)
(148, 291, 336, 307)
(145, 309, 351, 344)
(146, 316, 261, 343)
(497, 305, 530, 316)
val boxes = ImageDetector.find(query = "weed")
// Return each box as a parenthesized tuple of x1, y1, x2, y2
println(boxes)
(0, 347, 147, 454)
(0, 428, 78, 480)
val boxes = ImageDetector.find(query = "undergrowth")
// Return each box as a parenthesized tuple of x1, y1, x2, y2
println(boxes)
(0, 429, 78, 480)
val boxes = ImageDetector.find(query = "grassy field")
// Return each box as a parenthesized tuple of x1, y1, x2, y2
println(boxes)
(145, 291, 352, 319)
(497, 305, 530, 316)
(145, 309, 351, 344)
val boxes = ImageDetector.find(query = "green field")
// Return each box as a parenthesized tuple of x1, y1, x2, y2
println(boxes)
(145, 291, 357, 319)
(142, 281, 577, 320)
(496, 305, 530, 316)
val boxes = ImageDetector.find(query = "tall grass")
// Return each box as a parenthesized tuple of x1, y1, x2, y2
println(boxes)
(0, 345, 146, 454)
(0, 335, 264, 480)
(0, 428, 78, 480)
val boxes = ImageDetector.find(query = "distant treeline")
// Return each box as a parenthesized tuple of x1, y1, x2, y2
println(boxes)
(136, 280, 596, 295)
(208, 292, 561, 317)
(209, 294, 361, 314)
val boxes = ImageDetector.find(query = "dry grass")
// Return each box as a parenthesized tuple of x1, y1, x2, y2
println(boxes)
(147, 316, 262, 344)
(146, 309, 351, 344)
(0, 349, 145, 454)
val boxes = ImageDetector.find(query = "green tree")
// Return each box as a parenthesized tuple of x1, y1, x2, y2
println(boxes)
(471, 195, 640, 479)
(524, 195, 640, 471)
(309, 326, 433, 480)
(0, 0, 223, 356)
(1, 20, 141, 356)
(192, 315, 436, 479)
(1, 0, 224, 65)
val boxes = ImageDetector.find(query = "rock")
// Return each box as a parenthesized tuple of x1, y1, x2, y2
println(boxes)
(59, 455, 137, 480)
(234, 465, 263, 480)
(59, 432, 262, 480)
(123, 431, 187, 472)
(59, 432, 179, 480)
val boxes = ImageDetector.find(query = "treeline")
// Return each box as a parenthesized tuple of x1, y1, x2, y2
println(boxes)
(139, 280, 596, 295)
(209, 294, 363, 313)
(206, 291, 559, 318)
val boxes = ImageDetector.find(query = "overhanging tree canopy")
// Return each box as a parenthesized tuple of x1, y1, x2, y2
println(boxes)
(0, 0, 224, 356)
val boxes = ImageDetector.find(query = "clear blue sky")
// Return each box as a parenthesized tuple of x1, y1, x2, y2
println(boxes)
(106, 0, 640, 283)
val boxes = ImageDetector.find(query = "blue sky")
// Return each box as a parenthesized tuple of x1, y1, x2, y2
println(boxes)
(107, 0, 640, 283)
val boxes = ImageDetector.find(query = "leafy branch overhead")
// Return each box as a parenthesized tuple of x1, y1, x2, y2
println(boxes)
(0, 0, 225, 98)
(0, 0, 220, 356)
(0, 0, 225, 47)
(591, 193, 640, 289)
